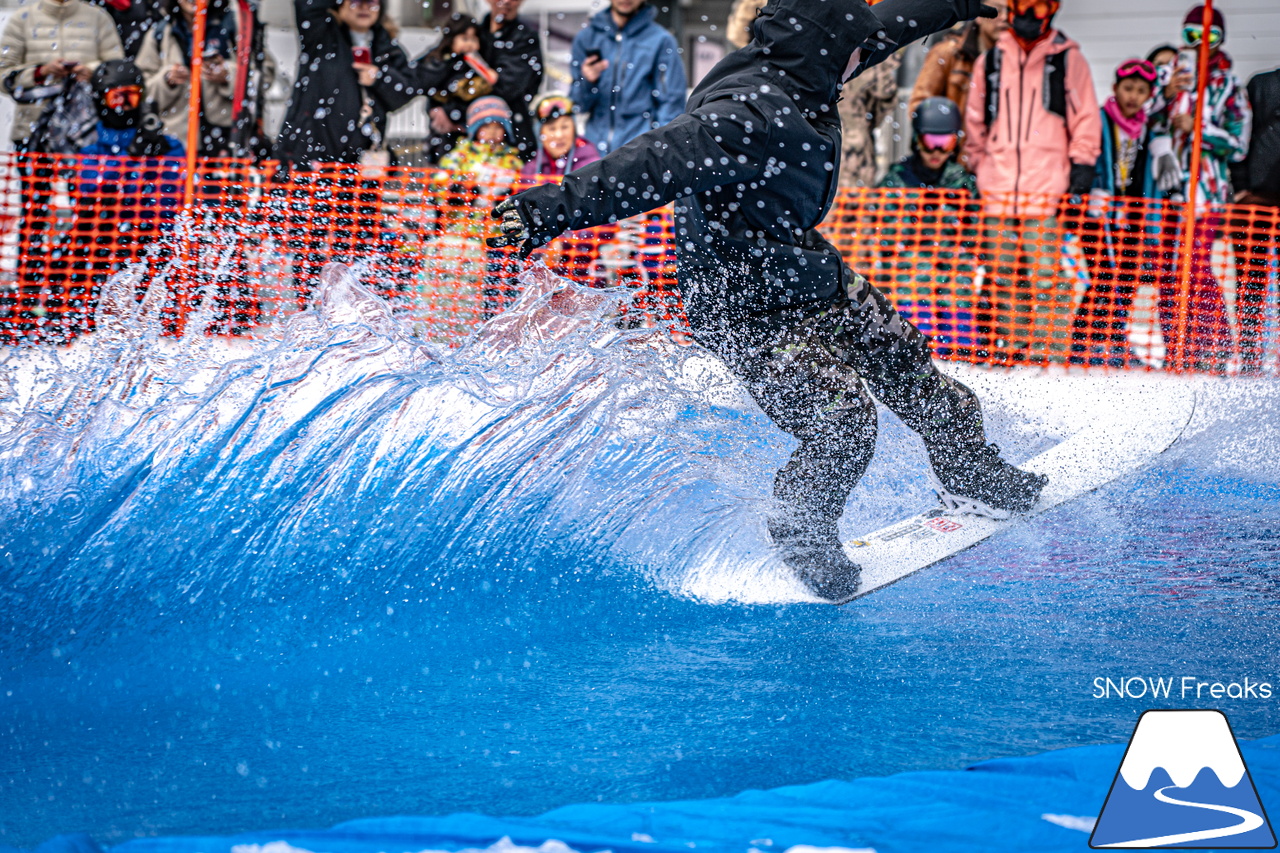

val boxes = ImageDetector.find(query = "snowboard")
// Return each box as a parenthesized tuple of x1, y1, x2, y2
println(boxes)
(840, 384, 1197, 602)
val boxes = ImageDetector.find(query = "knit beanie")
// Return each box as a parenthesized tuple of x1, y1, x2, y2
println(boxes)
(466, 96, 514, 140)
(1183, 5, 1225, 33)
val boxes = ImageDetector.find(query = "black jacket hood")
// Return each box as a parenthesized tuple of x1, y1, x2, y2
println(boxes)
(731, 0, 885, 105)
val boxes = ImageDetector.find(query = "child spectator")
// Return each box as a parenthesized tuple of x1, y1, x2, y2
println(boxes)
(439, 96, 524, 320)
(519, 94, 600, 179)
(1070, 58, 1159, 367)
(419, 14, 498, 164)
(519, 94, 602, 280)
(439, 95, 524, 178)
(877, 97, 980, 356)
(1146, 4, 1251, 372)
(73, 59, 185, 334)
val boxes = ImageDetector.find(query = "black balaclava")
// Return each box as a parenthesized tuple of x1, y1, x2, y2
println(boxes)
(91, 59, 146, 130)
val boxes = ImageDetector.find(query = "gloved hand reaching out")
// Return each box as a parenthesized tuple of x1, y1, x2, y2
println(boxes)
(486, 196, 539, 259)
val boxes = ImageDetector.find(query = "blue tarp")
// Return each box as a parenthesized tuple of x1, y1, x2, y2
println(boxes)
(14, 736, 1280, 853)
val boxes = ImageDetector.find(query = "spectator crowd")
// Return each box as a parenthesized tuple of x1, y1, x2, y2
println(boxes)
(0, 0, 1276, 372)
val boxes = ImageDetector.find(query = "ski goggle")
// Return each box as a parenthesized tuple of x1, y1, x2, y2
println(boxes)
(103, 85, 142, 110)
(1182, 24, 1223, 48)
(1115, 58, 1157, 84)
(919, 133, 959, 154)
(536, 95, 574, 122)
(1010, 0, 1058, 19)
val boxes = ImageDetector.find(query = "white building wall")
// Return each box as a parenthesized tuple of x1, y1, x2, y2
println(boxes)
(1054, 0, 1279, 95)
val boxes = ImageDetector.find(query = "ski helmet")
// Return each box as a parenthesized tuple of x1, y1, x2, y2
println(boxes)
(91, 59, 146, 130)
(912, 97, 962, 137)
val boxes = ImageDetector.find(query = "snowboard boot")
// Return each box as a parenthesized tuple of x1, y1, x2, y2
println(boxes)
(925, 440, 1048, 519)
(767, 514, 862, 604)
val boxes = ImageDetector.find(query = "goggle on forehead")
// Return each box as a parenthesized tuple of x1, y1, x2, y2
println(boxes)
(1182, 24, 1223, 47)
(536, 96, 574, 121)
(1116, 59, 1157, 84)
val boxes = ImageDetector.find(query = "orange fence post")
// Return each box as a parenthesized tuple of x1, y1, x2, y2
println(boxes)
(183, 0, 209, 208)
(1171, 0, 1214, 371)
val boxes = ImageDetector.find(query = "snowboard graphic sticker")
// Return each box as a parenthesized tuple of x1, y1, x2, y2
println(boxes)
(1091, 710, 1276, 848)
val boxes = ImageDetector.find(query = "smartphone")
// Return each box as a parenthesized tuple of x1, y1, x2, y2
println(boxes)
(1175, 49, 1197, 90)
(352, 46, 372, 65)
(585, 49, 602, 63)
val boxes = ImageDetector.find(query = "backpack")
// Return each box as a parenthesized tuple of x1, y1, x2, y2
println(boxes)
(23, 80, 98, 154)
(982, 35, 1069, 130)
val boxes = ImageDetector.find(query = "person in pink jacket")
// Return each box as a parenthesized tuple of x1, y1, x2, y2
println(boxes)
(963, 0, 1101, 363)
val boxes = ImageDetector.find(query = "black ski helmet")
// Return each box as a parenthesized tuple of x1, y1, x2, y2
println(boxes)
(91, 59, 146, 129)
(912, 97, 962, 137)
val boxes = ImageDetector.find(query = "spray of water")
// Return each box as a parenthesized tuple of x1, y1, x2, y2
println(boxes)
(0, 261, 849, 647)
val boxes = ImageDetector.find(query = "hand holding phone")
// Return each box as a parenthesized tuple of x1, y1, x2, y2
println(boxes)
(581, 49, 607, 84)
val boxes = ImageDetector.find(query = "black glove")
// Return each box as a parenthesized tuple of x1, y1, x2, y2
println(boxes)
(868, 0, 998, 54)
(1068, 162, 1097, 197)
(485, 195, 539, 259)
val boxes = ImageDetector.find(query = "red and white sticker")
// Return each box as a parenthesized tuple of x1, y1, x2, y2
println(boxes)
(925, 517, 963, 533)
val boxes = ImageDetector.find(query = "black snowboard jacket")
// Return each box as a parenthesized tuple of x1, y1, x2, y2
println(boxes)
(509, 0, 978, 339)
(274, 0, 418, 169)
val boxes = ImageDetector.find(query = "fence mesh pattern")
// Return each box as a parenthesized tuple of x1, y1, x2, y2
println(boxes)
(2, 153, 1277, 375)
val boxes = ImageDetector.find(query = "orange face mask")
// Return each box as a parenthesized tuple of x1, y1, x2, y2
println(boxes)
(104, 85, 142, 111)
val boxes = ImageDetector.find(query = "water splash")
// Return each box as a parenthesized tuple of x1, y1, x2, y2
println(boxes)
(9, 258, 1274, 647)
(0, 262, 833, 647)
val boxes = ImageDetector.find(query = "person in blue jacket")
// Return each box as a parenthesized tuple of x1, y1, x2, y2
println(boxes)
(569, 0, 687, 155)
(73, 58, 185, 334)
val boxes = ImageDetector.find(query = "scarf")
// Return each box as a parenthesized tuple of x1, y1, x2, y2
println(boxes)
(1103, 96, 1146, 141)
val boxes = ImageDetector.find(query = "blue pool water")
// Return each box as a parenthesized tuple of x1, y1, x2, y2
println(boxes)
(2, 265, 1278, 849)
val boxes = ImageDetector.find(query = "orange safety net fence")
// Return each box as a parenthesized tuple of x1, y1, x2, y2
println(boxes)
(2, 151, 1277, 375)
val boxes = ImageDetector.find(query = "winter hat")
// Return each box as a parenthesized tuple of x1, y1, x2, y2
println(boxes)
(1183, 5, 1225, 33)
(466, 96, 514, 139)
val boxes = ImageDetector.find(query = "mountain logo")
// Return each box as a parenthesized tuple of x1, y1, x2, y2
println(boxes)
(1091, 710, 1276, 849)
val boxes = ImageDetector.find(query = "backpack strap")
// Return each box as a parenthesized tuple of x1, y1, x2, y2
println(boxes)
(983, 45, 1001, 129)
(1043, 35, 1069, 120)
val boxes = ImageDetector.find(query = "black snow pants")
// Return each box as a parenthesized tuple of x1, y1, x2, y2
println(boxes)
(690, 254, 986, 528)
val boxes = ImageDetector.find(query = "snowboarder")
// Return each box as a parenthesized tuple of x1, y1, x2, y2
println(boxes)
(486, 0, 1046, 604)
